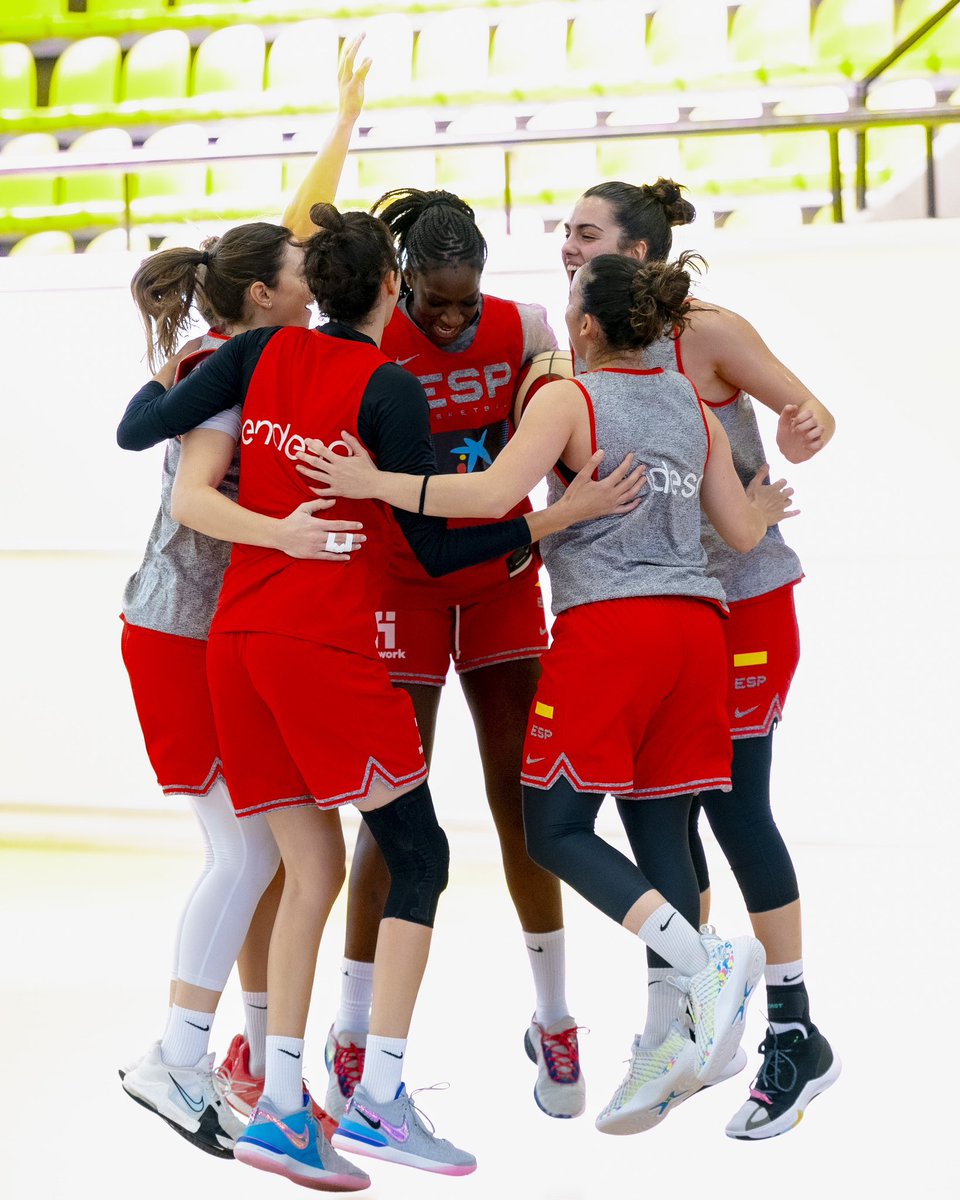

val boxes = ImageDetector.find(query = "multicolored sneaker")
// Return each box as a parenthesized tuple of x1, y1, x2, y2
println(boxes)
(121, 1041, 244, 1158)
(725, 1025, 841, 1140)
(217, 1034, 337, 1140)
(235, 1090, 370, 1190)
(333, 1083, 476, 1176)
(523, 1016, 586, 1118)
(324, 1028, 366, 1123)
(679, 928, 766, 1086)
(595, 1021, 698, 1135)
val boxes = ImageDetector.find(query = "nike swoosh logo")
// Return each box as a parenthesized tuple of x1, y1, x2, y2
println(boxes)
(249, 1004, 268, 1010)
(396, 355, 418, 367)
(782, 972, 803, 983)
(186, 1021, 210, 1031)
(539, 627, 548, 635)
(279, 1048, 301, 1059)
(381, 1050, 404, 1059)
(528, 945, 544, 953)
(659, 912, 677, 932)
(256, 1106, 310, 1150)
(355, 1104, 409, 1143)
(734, 706, 759, 719)
(169, 1074, 205, 1113)
(525, 755, 545, 765)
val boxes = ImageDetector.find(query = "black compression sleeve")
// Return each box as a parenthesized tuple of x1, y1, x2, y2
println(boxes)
(358, 362, 532, 578)
(116, 328, 279, 450)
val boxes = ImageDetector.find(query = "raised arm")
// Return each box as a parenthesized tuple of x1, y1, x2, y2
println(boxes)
(687, 304, 836, 463)
(281, 34, 371, 240)
(698, 409, 797, 552)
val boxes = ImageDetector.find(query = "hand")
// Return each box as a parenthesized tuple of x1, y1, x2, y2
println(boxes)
(153, 336, 205, 389)
(337, 33, 372, 124)
(776, 403, 825, 463)
(559, 450, 647, 523)
(746, 464, 799, 526)
(296, 430, 381, 499)
(275, 497, 366, 560)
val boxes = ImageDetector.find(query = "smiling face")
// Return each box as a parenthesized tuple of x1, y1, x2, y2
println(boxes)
(266, 241, 313, 328)
(405, 261, 483, 346)
(561, 195, 647, 286)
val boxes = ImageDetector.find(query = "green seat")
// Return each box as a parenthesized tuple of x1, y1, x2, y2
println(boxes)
(896, 0, 960, 73)
(436, 107, 515, 209)
(266, 20, 339, 107)
(490, 3, 568, 90)
(647, 0, 730, 85)
(85, 0, 169, 15)
(812, 0, 895, 78)
(354, 116, 436, 205)
(863, 79, 934, 186)
(0, 133, 60, 234)
(596, 138, 683, 186)
(58, 127, 132, 227)
(191, 25, 265, 101)
(84, 227, 152, 253)
(357, 15, 414, 105)
(128, 124, 209, 222)
(506, 142, 598, 207)
(204, 127, 284, 221)
(281, 129, 359, 205)
(49, 37, 121, 111)
(9, 230, 75, 256)
(721, 202, 804, 231)
(414, 9, 490, 93)
(121, 30, 190, 105)
(765, 88, 850, 190)
(568, 2, 648, 87)
(0, 43, 36, 111)
(729, 0, 811, 79)
(680, 128, 771, 197)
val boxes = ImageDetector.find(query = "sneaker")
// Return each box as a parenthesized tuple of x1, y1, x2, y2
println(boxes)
(217, 1034, 338, 1140)
(725, 1025, 841, 1140)
(595, 1021, 698, 1135)
(678, 928, 766, 1086)
(121, 1041, 245, 1159)
(333, 1083, 476, 1176)
(235, 1090, 370, 1190)
(523, 1016, 586, 1118)
(324, 1028, 366, 1123)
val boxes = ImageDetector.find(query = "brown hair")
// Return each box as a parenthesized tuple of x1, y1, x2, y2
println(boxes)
(577, 251, 707, 351)
(302, 202, 398, 323)
(581, 177, 695, 261)
(130, 222, 294, 370)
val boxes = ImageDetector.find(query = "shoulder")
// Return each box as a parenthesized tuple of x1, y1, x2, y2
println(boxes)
(684, 301, 755, 344)
(368, 360, 429, 403)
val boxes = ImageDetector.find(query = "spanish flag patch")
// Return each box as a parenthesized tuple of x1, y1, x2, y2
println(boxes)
(534, 701, 554, 719)
(733, 651, 768, 667)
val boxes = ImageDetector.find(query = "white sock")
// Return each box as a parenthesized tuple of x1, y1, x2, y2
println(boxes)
(640, 967, 684, 1047)
(765, 958, 804, 988)
(525, 929, 570, 1027)
(242, 991, 269, 1076)
(263, 1035, 305, 1114)
(637, 904, 709, 977)
(333, 958, 374, 1037)
(360, 1035, 407, 1105)
(161, 1005, 215, 1068)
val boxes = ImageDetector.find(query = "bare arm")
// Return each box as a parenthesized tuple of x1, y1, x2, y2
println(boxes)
(171, 428, 365, 560)
(688, 304, 836, 463)
(281, 34, 371, 239)
(698, 411, 796, 553)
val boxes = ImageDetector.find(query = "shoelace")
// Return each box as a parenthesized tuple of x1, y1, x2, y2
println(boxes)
(405, 1083, 452, 1139)
(334, 1041, 365, 1094)
(750, 1029, 800, 1104)
(540, 1026, 581, 1082)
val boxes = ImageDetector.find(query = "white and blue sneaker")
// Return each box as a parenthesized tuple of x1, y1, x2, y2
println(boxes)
(679, 928, 766, 1086)
(595, 1021, 698, 1135)
(333, 1083, 476, 1176)
(235, 1090, 370, 1191)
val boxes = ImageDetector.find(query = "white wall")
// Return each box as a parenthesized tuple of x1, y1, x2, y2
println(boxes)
(1, 219, 955, 854)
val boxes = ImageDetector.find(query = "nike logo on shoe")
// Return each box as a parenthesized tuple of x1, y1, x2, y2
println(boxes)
(354, 1104, 409, 1143)
(734, 706, 759, 719)
(279, 1049, 302, 1059)
(659, 912, 677, 932)
(256, 1107, 310, 1150)
(169, 1074, 205, 1113)
(186, 1021, 210, 1031)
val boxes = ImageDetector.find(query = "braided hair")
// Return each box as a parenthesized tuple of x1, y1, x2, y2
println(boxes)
(370, 188, 487, 295)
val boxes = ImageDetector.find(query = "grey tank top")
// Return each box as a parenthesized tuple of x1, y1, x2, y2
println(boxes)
(122, 334, 239, 640)
(642, 334, 802, 602)
(543, 368, 727, 616)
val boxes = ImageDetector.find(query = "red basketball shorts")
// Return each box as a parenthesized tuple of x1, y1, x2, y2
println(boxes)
(725, 583, 801, 739)
(377, 569, 549, 687)
(206, 631, 428, 817)
(521, 596, 732, 799)
(120, 618, 223, 797)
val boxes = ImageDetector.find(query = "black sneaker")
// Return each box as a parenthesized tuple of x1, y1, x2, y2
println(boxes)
(724, 1024, 841, 1140)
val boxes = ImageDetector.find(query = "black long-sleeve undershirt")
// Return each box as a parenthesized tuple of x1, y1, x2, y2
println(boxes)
(117, 323, 531, 578)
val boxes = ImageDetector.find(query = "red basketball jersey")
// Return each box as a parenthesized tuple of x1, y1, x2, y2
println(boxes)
(210, 326, 395, 657)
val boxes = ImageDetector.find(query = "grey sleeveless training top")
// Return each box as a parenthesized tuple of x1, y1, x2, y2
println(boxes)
(643, 334, 802, 603)
(122, 334, 239, 640)
(543, 368, 726, 616)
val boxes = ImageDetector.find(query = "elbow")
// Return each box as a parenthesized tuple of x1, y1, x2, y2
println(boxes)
(116, 423, 141, 451)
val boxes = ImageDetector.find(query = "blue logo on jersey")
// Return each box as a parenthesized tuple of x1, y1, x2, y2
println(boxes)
(450, 430, 492, 473)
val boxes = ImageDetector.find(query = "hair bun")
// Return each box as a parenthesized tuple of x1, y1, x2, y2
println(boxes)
(642, 178, 696, 227)
(309, 201, 346, 234)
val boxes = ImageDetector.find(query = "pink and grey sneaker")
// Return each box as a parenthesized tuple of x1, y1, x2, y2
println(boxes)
(523, 1016, 586, 1118)
(217, 1033, 338, 1140)
(324, 1027, 367, 1122)
(333, 1083, 476, 1175)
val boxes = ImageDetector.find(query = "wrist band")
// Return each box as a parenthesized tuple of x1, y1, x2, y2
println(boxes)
(418, 476, 430, 515)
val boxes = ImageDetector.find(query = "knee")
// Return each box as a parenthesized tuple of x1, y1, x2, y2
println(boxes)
(362, 784, 450, 928)
(521, 790, 563, 875)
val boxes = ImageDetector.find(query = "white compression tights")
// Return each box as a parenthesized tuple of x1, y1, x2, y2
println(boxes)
(168, 778, 281, 992)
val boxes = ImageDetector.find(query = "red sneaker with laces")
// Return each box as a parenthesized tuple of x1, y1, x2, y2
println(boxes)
(523, 1016, 586, 1118)
(216, 1034, 337, 1140)
(323, 1027, 367, 1122)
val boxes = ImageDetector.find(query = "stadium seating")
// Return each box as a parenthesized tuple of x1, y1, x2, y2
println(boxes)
(9, 230, 75, 255)
(568, 2, 648, 88)
(490, 3, 568, 90)
(413, 8, 490, 94)
(647, 0, 731, 86)
(896, 0, 960, 74)
(0, 133, 61, 235)
(266, 20, 340, 108)
(49, 37, 121, 111)
(0, 42, 37, 110)
(190, 25, 265, 103)
(126, 124, 210, 222)
(58, 127, 132, 229)
(811, 0, 895, 78)
(120, 30, 190, 106)
(84, 226, 152, 253)
(729, 0, 812, 80)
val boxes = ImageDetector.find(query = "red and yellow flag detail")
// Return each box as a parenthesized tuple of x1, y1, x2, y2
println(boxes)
(534, 701, 554, 719)
(733, 651, 768, 667)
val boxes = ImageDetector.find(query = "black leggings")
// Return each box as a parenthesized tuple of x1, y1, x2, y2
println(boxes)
(689, 732, 800, 914)
(523, 777, 701, 969)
